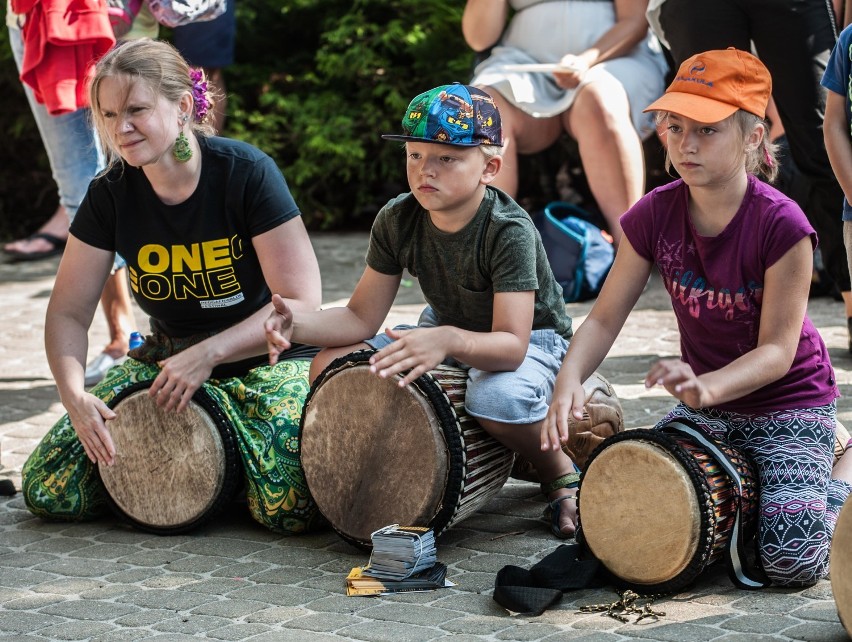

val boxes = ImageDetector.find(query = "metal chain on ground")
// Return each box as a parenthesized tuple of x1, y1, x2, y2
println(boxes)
(578, 589, 666, 623)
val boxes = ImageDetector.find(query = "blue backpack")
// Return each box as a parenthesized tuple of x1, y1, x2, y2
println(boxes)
(532, 202, 615, 303)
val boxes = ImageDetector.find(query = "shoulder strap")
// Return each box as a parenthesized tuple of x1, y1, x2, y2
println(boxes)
(662, 419, 769, 590)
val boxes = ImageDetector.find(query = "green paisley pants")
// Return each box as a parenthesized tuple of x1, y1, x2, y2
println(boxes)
(22, 358, 322, 534)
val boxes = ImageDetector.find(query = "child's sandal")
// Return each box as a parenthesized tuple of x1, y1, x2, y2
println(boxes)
(547, 494, 578, 539)
(541, 470, 581, 540)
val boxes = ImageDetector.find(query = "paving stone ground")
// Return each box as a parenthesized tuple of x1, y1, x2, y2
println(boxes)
(1, 232, 851, 641)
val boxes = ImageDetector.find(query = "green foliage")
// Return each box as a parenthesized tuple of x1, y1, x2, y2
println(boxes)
(0, 0, 476, 238)
(225, 0, 474, 229)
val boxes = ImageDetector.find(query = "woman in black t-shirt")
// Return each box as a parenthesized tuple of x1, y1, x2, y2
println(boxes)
(21, 39, 324, 535)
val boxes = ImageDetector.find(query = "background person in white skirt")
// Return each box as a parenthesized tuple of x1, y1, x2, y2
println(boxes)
(462, 0, 669, 245)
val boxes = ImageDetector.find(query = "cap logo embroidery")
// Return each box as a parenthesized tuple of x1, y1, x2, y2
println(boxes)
(689, 61, 706, 75)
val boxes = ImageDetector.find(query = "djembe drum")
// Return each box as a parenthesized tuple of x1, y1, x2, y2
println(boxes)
(832, 499, 852, 637)
(300, 350, 516, 548)
(99, 381, 242, 535)
(577, 421, 761, 594)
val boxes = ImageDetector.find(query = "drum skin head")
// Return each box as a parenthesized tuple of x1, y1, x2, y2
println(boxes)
(580, 439, 700, 585)
(101, 390, 227, 530)
(831, 499, 852, 636)
(301, 364, 448, 546)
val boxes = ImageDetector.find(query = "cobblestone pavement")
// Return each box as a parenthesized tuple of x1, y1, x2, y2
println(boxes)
(1, 232, 851, 641)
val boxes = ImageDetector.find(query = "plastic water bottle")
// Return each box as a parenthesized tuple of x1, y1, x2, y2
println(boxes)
(129, 331, 145, 350)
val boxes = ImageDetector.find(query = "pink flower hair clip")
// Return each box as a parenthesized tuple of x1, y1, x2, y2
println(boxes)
(189, 68, 210, 123)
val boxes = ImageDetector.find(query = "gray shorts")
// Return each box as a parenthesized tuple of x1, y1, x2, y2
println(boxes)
(365, 307, 568, 425)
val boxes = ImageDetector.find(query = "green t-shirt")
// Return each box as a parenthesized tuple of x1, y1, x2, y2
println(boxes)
(367, 186, 573, 339)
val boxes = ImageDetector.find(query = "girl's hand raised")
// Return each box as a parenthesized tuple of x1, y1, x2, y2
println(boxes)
(645, 358, 712, 409)
(542, 376, 586, 451)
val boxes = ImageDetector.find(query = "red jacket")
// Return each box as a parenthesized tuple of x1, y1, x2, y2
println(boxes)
(13, 0, 115, 115)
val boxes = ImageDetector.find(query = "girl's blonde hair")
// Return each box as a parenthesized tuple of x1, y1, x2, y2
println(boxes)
(733, 110, 778, 183)
(89, 38, 217, 171)
(656, 110, 779, 183)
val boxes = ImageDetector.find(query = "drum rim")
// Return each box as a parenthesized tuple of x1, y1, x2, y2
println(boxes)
(578, 427, 718, 595)
(831, 498, 852, 636)
(300, 350, 468, 549)
(98, 380, 242, 535)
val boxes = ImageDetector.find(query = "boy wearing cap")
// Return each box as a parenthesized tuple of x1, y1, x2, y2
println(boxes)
(544, 48, 852, 587)
(265, 83, 582, 539)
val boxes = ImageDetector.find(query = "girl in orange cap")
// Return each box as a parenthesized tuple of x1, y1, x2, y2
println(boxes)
(543, 48, 852, 586)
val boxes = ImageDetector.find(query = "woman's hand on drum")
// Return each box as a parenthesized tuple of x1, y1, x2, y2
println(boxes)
(369, 326, 451, 387)
(265, 293, 294, 364)
(149, 344, 215, 413)
(66, 392, 118, 466)
(541, 377, 586, 451)
(645, 358, 711, 409)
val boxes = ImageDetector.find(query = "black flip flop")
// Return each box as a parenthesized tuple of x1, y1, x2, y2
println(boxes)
(3, 232, 67, 262)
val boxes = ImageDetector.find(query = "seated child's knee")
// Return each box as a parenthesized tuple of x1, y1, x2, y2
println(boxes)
(465, 374, 540, 424)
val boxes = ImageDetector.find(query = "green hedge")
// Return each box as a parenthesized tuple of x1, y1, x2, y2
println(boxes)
(0, 0, 476, 238)
(226, 0, 474, 229)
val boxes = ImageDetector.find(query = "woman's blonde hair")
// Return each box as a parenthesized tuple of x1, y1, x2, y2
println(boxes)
(656, 110, 779, 183)
(89, 38, 217, 171)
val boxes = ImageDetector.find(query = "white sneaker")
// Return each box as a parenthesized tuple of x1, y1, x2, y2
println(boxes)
(84, 353, 126, 387)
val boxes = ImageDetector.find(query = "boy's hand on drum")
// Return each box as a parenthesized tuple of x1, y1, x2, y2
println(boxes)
(645, 358, 710, 408)
(67, 393, 117, 466)
(541, 378, 586, 451)
(369, 327, 450, 387)
(265, 293, 294, 365)
(149, 345, 213, 413)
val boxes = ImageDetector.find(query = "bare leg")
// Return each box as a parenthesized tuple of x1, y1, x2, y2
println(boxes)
(308, 343, 370, 383)
(477, 86, 563, 198)
(477, 417, 578, 536)
(843, 291, 852, 325)
(564, 78, 645, 246)
(100, 268, 135, 358)
(4, 205, 69, 254)
(843, 223, 852, 351)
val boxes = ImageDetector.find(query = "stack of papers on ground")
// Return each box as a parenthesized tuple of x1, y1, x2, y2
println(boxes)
(346, 525, 453, 596)
(366, 525, 437, 580)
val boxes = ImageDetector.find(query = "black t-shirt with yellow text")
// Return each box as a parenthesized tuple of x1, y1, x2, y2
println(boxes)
(71, 136, 299, 338)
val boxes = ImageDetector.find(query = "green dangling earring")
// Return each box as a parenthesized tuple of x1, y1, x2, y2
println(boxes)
(173, 130, 192, 163)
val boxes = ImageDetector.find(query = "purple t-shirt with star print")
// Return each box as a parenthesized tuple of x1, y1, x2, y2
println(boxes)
(621, 175, 838, 414)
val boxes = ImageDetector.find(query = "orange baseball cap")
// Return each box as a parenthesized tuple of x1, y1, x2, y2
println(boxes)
(644, 48, 772, 122)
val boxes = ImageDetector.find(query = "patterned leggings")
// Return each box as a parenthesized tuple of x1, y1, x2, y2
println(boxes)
(657, 402, 852, 587)
(22, 358, 322, 534)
